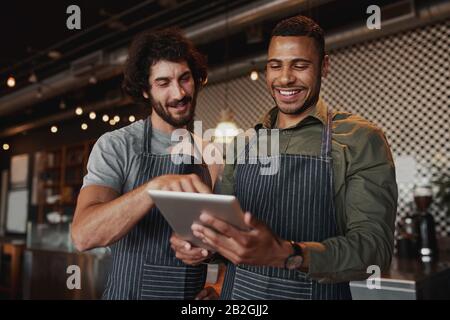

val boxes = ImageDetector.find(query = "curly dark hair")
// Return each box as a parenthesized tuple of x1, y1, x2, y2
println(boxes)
(271, 15, 325, 62)
(122, 28, 207, 103)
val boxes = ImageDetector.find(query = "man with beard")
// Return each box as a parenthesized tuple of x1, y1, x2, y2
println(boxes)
(72, 28, 220, 300)
(171, 15, 397, 300)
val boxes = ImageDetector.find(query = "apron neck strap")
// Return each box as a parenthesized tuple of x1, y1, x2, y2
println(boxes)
(320, 107, 333, 158)
(144, 116, 150, 153)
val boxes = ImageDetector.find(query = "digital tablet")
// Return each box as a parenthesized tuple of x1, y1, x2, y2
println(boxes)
(147, 190, 247, 250)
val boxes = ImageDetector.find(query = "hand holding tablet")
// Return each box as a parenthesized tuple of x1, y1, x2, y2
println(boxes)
(148, 189, 247, 250)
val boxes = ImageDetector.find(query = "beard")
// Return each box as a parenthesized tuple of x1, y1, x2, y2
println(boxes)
(151, 93, 197, 128)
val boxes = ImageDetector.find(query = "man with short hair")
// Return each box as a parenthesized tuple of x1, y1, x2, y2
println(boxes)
(171, 15, 397, 300)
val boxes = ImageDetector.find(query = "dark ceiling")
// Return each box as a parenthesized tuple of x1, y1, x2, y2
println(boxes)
(0, 0, 258, 95)
(0, 0, 432, 139)
(0, 0, 405, 96)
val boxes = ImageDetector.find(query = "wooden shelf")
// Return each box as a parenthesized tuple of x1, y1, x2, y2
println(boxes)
(37, 139, 96, 223)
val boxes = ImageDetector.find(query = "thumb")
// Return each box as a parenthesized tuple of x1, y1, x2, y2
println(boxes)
(244, 212, 259, 229)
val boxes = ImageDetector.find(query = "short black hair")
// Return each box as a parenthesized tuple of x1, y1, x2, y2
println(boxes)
(122, 28, 207, 103)
(271, 15, 325, 61)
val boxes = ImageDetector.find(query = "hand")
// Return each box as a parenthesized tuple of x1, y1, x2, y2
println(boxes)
(195, 287, 219, 300)
(170, 233, 213, 266)
(147, 174, 212, 194)
(191, 212, 290, 267)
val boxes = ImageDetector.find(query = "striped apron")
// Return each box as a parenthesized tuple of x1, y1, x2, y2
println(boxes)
(220, 107, 351, 300)
(103, 118, 212, 300)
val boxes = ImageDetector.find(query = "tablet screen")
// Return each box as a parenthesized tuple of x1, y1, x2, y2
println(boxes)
(148, 190, 247, 249)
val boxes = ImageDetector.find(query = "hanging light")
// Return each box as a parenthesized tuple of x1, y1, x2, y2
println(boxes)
(6, 76, 15, 88)
(214, 9, 240, 145)
(48, 50, 62, 60)
(28, 72, 38, 83)
(113, 115, 120, 122)
(214, 109, 239, 144)
(2, 143, 10, 151)
(89, 75, 97, 84)
(89, 112, 96, 120)
(102, 114, 109, 122)
(75, 107, 83, 115)
(50, 126, 58, 133)
(81, 123, 88, 130)
(109, 119, 116, 126)
(59, 100, 66, 109)
(250, 70, 259, 81)
(214, 122, 239, 144)
(250, 60, 258, 81)
(36, 86, 43, 99)
(129, 115, 136, 122)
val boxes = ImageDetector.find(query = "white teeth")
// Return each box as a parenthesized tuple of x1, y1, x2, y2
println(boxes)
(279, 90, 299, 96)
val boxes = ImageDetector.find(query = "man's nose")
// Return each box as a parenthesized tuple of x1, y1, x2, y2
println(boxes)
(171, 83, 186, 100)
(279, 67, 295, 86)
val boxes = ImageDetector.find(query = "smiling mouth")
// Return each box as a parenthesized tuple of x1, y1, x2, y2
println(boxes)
(275, 88, 303, 96)
(274, 88, 307, 103)
(169, 101, 190, 111)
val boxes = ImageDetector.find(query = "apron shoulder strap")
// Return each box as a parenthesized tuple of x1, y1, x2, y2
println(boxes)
(320, 108, 334, 158)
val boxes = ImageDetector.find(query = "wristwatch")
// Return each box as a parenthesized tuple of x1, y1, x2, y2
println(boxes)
(284, 241, 304, 270)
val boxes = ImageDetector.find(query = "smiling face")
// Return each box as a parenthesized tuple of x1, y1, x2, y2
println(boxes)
(144, 59, 197, 128)
(266, 36, 328, 118)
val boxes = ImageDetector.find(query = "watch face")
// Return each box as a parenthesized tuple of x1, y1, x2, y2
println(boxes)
(286, 255, 303, 269)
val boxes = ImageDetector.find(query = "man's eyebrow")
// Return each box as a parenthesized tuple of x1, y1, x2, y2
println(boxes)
(153, 77, 171, 82)
(291, 58, 312, 64)
(267, 58, 312, 64)
(153, 71, 191, 82)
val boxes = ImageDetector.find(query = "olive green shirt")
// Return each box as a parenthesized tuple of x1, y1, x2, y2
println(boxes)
(220, 98, 398, 283)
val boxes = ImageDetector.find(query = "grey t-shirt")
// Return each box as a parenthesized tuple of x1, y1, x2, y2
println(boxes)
(82, 119, 182, 194)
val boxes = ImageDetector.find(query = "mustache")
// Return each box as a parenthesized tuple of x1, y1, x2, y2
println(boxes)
(167, 95, 192, 107)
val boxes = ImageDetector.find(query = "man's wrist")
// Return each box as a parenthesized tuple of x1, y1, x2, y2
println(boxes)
(283, 241, 304, 270)
(273, 240, 294, 268)
(297, 242, 308, 272)
(143, 181, 157, 207)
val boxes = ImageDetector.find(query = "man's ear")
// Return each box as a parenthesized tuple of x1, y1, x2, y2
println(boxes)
(321, 55, 330, 78)
(143, 91, 149, 99)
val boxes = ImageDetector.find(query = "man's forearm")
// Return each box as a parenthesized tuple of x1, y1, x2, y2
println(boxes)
(72, 183, 154, 251)
(297, 242, 326, 272)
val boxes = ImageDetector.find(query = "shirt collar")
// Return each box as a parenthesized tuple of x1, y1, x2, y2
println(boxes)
(256, 97, 328, 130)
